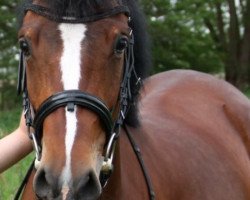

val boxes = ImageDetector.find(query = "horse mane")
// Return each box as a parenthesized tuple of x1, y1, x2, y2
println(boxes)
(17, 0, 152, 127)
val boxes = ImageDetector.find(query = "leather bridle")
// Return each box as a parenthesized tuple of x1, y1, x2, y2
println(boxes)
(18, 2, 140, 187)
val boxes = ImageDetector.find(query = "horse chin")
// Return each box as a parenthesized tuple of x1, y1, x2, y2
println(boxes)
(60, 187, 101, 200)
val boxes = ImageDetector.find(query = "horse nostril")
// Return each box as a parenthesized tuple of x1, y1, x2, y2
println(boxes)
(75, 170, 102, 200)
(33, 168, 59, 199)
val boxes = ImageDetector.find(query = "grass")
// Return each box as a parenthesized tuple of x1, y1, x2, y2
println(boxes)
(0, 107, 34, 200)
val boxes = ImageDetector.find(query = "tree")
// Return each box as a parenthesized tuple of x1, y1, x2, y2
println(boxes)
(196, 0, 250, 88)
(140, 0, 224, 74)
(0, 0, 20, 110)
(141, 0, 250, 89)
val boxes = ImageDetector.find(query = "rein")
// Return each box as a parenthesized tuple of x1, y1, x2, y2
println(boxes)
(124, 125, 155, 200)
(16, 2, 155, 199)
(14, 160, 34, 200)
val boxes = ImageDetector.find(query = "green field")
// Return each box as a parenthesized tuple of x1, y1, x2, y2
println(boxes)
(0, 107, 34, 200)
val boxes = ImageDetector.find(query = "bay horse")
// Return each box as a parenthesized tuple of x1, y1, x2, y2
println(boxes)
(15, 0, 250, 200)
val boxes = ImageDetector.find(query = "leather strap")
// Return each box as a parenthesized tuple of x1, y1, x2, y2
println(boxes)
(124, 125, 156, 200)
(17, 51, 26, 95)
(24, 3, 130, 23)
(33, 90, 113, 141)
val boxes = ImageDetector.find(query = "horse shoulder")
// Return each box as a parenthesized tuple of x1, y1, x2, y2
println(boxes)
(131, 70, 250, 199)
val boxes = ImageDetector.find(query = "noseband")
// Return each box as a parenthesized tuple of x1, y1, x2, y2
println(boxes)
(18, 2, 139, 187)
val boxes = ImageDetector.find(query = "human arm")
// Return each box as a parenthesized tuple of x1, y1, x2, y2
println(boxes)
(0, 113, 33, 173)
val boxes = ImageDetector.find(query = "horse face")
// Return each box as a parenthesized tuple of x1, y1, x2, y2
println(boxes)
(19, 7, 130, 200)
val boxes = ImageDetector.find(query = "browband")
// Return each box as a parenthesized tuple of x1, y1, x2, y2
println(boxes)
(24, 3, 130, 23)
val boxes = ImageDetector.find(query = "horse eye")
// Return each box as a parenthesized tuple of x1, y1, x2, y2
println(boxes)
(19, 39, 30, 56)
(114, 35, 128, 55)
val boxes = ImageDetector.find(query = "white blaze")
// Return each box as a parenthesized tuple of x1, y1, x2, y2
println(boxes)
(59, 23, 87, 188)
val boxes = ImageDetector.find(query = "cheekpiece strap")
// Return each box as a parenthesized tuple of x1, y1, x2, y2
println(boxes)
(17, 51, 26, 95)
(112, 33, 136, 135)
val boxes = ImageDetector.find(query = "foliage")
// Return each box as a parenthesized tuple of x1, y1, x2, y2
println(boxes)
(0, 0, 20, 110)
(0, 106, 21, 136)
(140, 0, 250, 89)
(140, 0, 224, 74)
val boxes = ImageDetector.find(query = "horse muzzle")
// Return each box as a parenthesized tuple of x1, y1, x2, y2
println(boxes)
(33, 166, 102, 200)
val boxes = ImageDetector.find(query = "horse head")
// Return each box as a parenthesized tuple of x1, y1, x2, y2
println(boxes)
(17, 0, 151, 199)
